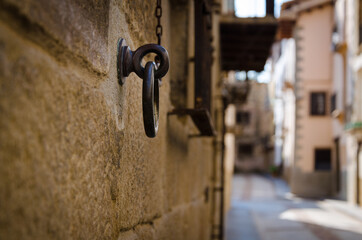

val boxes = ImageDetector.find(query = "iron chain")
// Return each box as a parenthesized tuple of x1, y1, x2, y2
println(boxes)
(155, 0, 162, 84)
(155, 0, 162, 45)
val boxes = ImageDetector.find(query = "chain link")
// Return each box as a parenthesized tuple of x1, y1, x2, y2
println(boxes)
(154, 0, 162, 81)
(155, 0, 162, 45)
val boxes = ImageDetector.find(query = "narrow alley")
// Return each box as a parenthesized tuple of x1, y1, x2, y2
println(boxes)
(226, 174, 362, 240)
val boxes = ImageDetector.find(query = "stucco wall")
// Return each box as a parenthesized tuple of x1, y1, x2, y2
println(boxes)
(0, 0, 218, 239)
(291, 5, 334, 197)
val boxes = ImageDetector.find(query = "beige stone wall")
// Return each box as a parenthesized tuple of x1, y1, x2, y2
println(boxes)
(0, 0, 220, 239)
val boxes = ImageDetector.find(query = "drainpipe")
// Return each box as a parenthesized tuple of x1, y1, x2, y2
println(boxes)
(219, 98, 227, 240)
(211, 137, 218, 240)
(357, 141, 361, 205)
(211, 102, 226, 240)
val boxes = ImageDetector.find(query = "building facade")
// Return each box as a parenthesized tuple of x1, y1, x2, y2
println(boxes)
(233, 81, 274, 172)
(337, 0, 362, 206)
(273, 0, 362, 203)
(291, 0, 334, 197)
(272, 0, 335, 197)
(270, 38, 296, 182)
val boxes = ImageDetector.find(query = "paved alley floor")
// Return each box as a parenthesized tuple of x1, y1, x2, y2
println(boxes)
(225, 174, 362, 240)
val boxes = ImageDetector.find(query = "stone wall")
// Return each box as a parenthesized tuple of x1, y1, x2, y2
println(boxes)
(0, 0, 219, 239)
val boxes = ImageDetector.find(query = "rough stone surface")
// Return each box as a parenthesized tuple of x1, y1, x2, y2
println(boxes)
(0, 0, 215, 239)
(0, 0, 110, 74)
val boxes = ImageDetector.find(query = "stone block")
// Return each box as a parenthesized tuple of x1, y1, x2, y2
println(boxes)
(0, 0, 110, 73)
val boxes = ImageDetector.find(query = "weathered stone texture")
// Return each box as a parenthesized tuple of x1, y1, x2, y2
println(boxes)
(0, 0, 213, 239)
(120, 0, 158, 46)
(0, 22, 119, 239)
(0, 0, 110, 73)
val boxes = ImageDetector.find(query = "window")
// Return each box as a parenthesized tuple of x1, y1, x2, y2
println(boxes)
(330, 93, 336, 114)
(238, 144, 253, 156)
(314, 149, 331, 171)
(310, 92, 326, 115)
(236, 111, 250, 125)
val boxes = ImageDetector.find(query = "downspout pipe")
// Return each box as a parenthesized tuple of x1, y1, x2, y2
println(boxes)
(219, 98, 227, 240)
(357, 141, 361, 205)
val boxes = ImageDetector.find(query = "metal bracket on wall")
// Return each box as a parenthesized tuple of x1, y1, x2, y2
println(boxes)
(117, 38, 169, 138)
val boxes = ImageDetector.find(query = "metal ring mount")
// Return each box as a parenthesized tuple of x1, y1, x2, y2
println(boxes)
(117, 38, 169, 85)
(117, 38, 168, 138)
(143, 62, 159, 138)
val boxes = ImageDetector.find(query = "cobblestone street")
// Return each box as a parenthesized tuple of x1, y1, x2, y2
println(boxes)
(226, 174, 362, 240)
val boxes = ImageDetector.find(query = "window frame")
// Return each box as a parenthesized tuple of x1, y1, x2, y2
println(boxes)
(310, 92, 327, 116)
(238, 143, 254, 156)
(236, 111, 251, 125)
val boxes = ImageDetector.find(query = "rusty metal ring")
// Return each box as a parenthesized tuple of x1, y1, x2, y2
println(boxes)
(143, 61, 159, 138)
(133, 44, 169, 79)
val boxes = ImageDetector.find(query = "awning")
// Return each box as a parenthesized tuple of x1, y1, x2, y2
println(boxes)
(220, 16, 277, 72)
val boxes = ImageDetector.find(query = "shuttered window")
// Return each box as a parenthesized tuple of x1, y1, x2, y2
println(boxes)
(310, 92, 326, 116)
(330, 93, 336, 113)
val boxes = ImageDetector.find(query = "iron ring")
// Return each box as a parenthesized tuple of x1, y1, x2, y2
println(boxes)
(133, 44, 169, 79)
(142, 61, 159, 138)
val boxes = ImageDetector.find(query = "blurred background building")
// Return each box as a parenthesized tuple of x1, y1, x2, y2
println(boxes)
(270, 0, 362, 204)
(232, 80, 273, 173)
